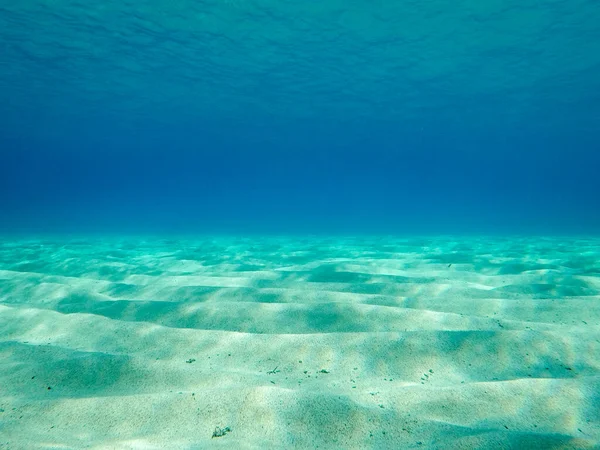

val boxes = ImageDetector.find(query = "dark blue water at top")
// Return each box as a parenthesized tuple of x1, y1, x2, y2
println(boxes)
(1, 0, 599, 235)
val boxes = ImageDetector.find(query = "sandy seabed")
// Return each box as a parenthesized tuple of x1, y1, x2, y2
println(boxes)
(0, 235, 599, 449)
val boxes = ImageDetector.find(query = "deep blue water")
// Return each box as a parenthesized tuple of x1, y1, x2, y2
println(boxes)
(1, 0, 599, 235)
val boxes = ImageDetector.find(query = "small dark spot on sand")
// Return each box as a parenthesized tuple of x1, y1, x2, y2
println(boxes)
(212, 426, 231, 438)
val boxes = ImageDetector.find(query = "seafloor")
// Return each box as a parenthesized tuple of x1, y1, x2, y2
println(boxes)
(1, 236, 599, 449)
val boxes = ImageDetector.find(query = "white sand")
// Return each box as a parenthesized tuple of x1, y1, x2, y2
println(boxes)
(0, 236, 599, 449)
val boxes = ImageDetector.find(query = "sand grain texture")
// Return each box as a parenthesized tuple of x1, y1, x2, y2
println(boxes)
(0, 236, 599, 449)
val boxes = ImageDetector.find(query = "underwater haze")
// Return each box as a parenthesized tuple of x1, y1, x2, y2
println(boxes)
(1, 0, 599, 234)
(2, 1, 600, 449)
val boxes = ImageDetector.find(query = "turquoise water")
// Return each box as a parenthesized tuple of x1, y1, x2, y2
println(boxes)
(0, 0, 599, 233)
(1, 1, 600, 448)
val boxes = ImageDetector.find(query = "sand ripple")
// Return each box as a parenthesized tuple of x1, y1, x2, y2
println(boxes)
(1, 236, 599, 448)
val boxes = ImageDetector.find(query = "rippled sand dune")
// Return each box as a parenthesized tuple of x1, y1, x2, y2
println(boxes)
(1, 236, 599, 449)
